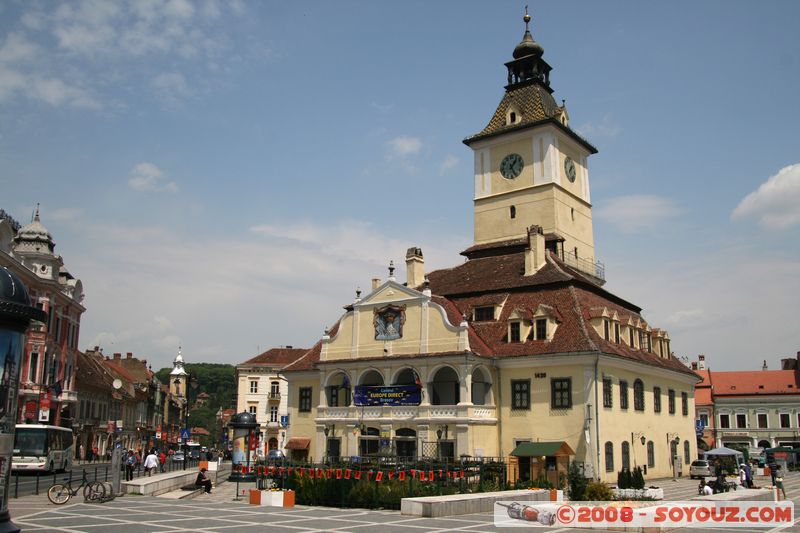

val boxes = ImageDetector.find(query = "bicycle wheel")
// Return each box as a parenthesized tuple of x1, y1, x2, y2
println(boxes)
(47, 483, 71, 505)
(83, 481, 106, 502)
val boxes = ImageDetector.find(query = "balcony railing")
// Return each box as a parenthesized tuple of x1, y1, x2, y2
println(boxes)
(562, 250, 605, 283)
(316, 405, 497, 424)
(268, 392, 281, 401)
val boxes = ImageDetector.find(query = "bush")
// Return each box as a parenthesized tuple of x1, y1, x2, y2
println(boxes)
(617, 468, 633, 489)
(567, 462, 588, 501)
(584, 481, 614, 501)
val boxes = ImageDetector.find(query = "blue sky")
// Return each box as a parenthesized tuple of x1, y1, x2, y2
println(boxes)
(2, 1, 798, 372)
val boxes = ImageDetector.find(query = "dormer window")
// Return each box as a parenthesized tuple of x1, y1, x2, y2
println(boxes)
(510, 111, 517, 123)
(506, 107, 521, 126)
(473, 306, 495, 321)
(535, 318, 547, 340)
(509, 321, 521, 342)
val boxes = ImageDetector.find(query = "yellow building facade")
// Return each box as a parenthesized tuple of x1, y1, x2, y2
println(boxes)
(281, 14, 699, 482)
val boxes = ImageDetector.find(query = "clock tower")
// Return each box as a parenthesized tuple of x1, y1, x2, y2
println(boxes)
(464, 11, 599, 266)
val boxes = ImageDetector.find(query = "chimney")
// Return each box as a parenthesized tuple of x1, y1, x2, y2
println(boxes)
(113, 352, 121, 360)
(524, 225, 546, 276)
(372, 278, 381, 290)
(405, 247, 425, 289)
(126, 352, 133, 359)
(691, 362, 698, 370)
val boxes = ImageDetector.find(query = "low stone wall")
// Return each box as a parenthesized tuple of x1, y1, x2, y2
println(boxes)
(122, 463, 230, 497)
(401, 489, 562, 518)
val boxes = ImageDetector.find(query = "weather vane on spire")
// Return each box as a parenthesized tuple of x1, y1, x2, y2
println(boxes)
(524, 5, 531, 29)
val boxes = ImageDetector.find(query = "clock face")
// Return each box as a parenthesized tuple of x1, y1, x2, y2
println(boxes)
(564, 157, 577, 183)
(500, 153, 524, 179)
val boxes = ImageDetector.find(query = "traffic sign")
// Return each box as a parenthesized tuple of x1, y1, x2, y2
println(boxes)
(180, 428, 191, 440)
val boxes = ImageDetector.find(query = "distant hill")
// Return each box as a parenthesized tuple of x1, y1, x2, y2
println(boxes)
(155, 363, 236, 445)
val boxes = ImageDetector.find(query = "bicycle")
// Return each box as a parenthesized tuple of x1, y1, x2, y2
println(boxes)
(47, 471, 107, 505)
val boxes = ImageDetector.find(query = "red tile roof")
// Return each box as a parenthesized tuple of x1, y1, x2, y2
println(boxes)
(711, 370, 800, 396)
(240, 347, 308, 367)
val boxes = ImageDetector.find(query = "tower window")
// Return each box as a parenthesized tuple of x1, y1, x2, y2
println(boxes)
(509, 111, 517, 124)
(510, 205, 516, 219)
(571, 208, 575, 221)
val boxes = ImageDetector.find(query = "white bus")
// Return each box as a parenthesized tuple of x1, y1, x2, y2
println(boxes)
(12, 424, 74, 472)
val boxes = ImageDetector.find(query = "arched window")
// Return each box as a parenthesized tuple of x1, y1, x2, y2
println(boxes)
(510, 111, 517, 124)
(605, 442, 614, 472)
(684, 440, 691, 465)
(393, 367, 418, 386)
(359, 369, 384, 386)
(633, 379, 645, 411)
(621, 441, 630, 471)
(429, 366, 460, 405)
(326, 372, 351, 407)
(647, 440, 655, 468)
(471, 367, 492, 405)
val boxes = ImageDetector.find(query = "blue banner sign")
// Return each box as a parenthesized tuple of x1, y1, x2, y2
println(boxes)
(354, 385, 422, 406)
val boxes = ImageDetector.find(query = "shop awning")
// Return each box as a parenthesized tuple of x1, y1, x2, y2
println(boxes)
(284, 437, 311, 450)
(510, 441, 575, 457)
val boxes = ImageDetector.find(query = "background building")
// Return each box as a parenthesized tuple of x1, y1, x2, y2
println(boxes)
(0, 208, 84, 428)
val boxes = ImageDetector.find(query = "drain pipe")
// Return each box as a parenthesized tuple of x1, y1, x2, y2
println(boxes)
(495, 358, 503, 460)
(594, 352, 601, 480)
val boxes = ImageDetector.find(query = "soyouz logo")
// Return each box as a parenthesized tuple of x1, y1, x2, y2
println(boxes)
(494, 501, 794, 528)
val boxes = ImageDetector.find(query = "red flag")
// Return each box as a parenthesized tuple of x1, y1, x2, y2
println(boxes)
(326, 469, 332, 479)
(355, 470, 362, 480)
(410, 469, 416, 477)
(269, 466, 275, 475)
(375, 471, 383, 482)
(399, 471, 406, 481)
(344, 469, 351, 479)
(459, 470, 465, 479)
(428, 471, 434, 481)
(256, 466, 263, 476)
(446, 471, 451, 478)
(279, 467, 285, 476)
(367, 470, 374, 480)
(388, 471, 395, 480)
(439, 469, 443, 479)
(288, 468, 293, 476)
(299, 467, 305, 476)
(419, 470, 426, 481)
(336, 469, 342, 479)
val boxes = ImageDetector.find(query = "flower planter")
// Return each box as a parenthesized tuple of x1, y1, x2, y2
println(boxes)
(249, 489, 296, 507)
(611, 487, 664, 500)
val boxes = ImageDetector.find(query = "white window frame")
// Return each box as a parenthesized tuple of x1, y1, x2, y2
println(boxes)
(249, 380, 258, 394)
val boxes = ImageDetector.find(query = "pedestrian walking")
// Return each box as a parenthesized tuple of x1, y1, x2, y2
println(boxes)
(79, 444, 85, 463)
(143, 449, 159, 476)
(744, 462, 753, 488)
(159, 450, 167, 473)
(125, 450, 136, 481)
(775, 473, 787, 500)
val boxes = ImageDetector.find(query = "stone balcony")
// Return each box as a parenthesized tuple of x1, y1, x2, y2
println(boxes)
(316, 404, 497, 425)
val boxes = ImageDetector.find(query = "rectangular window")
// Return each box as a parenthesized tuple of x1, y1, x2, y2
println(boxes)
(780, 413, 791, 428)
(699, 413, 709, 427)
(603, 320, 610, 340)
(653, 387, 661, 413)
(668, 389, 676, 414)
(474, 307, 494, 321)
(720, 414, 730, 428)
(736, 413, 747, 428)
(271, 382, 280, 395)
(603, 378, 613, 408)
(629, 328, 635, 347)
(249, 380, 258, 394)
(248, 405, 257, 415)
(511, 380, 530, 410)
(535, 319, 547, 340)
(509, 322, 521, 343)
(28, 352, 39, 383)
(619, 380, 628, 410)
(551, 378, 572, 409)
(299, 387, 313, 412)
(681, 392, 688, 416)
(614, 323, 620, 343)
(270, 406, 278, 422)
(757, 413, 768, 428)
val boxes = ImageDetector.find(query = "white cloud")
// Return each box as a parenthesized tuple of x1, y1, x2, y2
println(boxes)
(575, 114, 621, 138)
(731, 163, 800, 229)
(439, 155, 459, 175)
(0, 33, 39, 63)
(665, 308, 705, 326)
(595, 194, 681, 233)
(127, 162, 178, 192)
(48, 207, 84, 222)
(151, 72, 192, 105)
(387, 136, 422, 158)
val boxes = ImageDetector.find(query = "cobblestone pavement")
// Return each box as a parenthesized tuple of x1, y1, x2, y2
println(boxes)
(9, 471, 800, 532)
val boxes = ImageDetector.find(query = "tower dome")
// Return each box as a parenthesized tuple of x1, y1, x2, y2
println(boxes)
(513, 12, 543, 59)
(14, 207, 55, 255)
(170, 347, 188, 376)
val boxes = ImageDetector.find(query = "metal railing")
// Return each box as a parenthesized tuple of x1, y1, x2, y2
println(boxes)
(562, 250, 605, 281)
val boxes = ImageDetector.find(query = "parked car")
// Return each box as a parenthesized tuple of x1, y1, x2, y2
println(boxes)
(266, 449, 285, 462)
(689, 459, 714, 479)
(171, 451, 185, 463)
